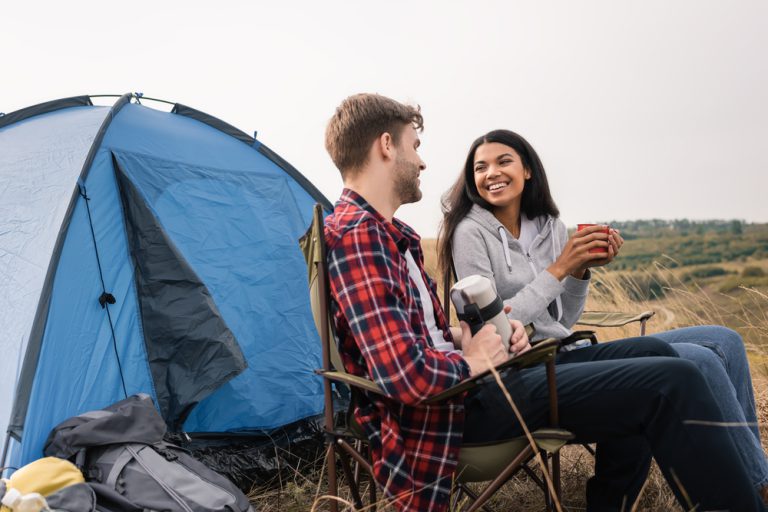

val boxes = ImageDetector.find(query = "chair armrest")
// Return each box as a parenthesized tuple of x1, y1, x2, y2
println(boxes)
(423, 338, 559, 404)
(576, 310, 655, 328)
(316, 369, 387, 396)
(525, 323, 536, 339)
(316, 337, 559, 406)
(558, 330, 597, 348)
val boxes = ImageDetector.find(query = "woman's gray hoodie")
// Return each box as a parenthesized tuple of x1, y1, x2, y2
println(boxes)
(452, 204, 590, 342)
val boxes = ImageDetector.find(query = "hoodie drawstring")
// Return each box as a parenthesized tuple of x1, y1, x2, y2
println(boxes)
(550, 218, 564, 322)
(498, 227, 513, 272)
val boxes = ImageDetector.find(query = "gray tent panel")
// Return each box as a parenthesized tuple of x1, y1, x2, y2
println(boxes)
(114, 155, 247, 430)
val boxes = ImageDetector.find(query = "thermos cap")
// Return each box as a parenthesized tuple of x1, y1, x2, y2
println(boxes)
(451, 275, 498, 307)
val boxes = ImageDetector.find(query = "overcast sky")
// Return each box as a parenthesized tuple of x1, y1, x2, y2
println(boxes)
(3, 0, 767, 237)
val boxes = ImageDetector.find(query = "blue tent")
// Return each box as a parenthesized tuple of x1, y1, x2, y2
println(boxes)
(0, 94, 331, 470)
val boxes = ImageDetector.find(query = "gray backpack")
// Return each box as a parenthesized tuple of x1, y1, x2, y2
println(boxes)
(44, 394, 253, 512)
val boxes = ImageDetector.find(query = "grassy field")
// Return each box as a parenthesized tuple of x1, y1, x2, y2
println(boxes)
(249, 227, 768, 511)
(597, 220, 768, 271)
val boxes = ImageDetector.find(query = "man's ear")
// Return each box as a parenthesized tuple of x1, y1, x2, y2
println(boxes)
(378, 132, 395, 162)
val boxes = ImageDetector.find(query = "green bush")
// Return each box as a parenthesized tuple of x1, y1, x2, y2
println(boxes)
(621, 273, 667, 301)
(718, 275, 768, 293)
(741, 266, 766, 278)
(682, 266, 731, 282)
(680, 255, 721, 266)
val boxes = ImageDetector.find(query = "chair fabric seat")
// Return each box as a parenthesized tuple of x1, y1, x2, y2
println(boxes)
(457, 428, 574, 483)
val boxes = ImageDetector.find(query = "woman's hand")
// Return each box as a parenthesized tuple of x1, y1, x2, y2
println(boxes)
(502, 305, 531, 355)
(508, 319, 531, 356)
(610, 228, 624, 255)
(547, 225, 611, 280)
(589, 228, 624, 268)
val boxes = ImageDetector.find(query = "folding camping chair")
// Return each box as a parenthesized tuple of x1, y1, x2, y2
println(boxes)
(301, 204, 573, 512)
(576, 310, 655, 336)
(440, 262, 655, 466)
(542, 308, 656, 350)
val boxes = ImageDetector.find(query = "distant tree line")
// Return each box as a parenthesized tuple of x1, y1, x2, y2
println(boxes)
(601, 219, 748, 239)
(591, 220, 768, 271)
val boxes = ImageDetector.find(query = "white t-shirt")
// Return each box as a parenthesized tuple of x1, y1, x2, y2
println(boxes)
(517, 216, 539, 253)
(404, 250, 459, 353)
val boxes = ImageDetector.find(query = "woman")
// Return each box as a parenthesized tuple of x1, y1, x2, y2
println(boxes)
(439, 129, 768, 498)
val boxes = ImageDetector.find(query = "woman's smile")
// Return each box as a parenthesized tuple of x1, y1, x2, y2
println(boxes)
(474, 142, 529, 208)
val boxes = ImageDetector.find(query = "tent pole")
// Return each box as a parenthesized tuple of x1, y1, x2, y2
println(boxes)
(1, 432, 11, 474)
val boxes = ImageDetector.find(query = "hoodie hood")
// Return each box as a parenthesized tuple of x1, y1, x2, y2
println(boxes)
(464, 204, 551, 241)
(465, 204, 558, 270)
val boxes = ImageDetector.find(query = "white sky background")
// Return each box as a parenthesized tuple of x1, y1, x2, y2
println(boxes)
(3, 0, 767, 237)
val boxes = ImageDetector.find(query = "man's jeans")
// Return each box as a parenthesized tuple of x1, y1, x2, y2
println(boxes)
(654, 325, 768, 490)
(463, 337, 766, 511)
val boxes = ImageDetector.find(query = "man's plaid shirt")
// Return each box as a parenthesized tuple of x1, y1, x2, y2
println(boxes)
(325, 189, 472, 511)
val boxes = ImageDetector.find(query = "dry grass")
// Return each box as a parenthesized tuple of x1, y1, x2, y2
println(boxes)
(551, 262, 767, 511)
(256, 250, 768, 511)
(584, 262, 768, 372)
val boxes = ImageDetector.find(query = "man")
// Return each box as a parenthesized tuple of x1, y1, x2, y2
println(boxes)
(323, 93, 765, 511)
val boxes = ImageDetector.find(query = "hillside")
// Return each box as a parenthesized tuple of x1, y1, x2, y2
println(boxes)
(597, 220, 768, 270)
(426, 220, 768, 265)
(423, 220, 768, 353)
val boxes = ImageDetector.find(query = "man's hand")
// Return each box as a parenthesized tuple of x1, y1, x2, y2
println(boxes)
(460, 322, 507, 376)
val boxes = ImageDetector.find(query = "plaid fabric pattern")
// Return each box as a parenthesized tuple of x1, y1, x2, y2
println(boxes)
(325, 189, 471, 511)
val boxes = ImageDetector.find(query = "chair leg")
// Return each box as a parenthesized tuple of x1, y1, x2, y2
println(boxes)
(352, 439, 362, 483)
(338, 449, 364, 510)
(552, 451, 562, 506)
(541, 453, 552, 511)
(458, 484, 497, 512)
(464, 444, 534, 512)
(368, 479, 377, 511)
(545, 358, 561, 511)
(521, 463, 546, 491)
(367, 445, 377, 510)
(326, 443, 339, 512)
(338, 438, 373, 476)
(451, 485, 464, 511)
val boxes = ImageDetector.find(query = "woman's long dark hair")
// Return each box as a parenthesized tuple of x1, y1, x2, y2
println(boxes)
(437, 129, 560, 281)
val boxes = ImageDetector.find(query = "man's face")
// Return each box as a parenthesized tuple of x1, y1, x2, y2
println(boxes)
(392, 126, 426, 205)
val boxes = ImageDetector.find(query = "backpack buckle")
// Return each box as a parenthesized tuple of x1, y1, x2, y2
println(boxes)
(87, 466, 102, 481)
(157, 447, 178, 461)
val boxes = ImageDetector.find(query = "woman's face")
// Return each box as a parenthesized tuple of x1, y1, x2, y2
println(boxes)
(472, 142, 530, 210)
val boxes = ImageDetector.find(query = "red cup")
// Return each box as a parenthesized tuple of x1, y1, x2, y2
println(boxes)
(577, 224, 610, 254)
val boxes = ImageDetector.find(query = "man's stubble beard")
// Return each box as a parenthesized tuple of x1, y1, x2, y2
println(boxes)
(394, 155, 422, 205)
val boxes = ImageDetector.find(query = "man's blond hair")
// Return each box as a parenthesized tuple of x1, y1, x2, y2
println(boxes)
(325, 93, 423, 177)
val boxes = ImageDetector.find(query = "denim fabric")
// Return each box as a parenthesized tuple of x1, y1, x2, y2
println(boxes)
(654, 325, 768, 489)
(464, 350, 767, 511)
(555, 337, 676, 506)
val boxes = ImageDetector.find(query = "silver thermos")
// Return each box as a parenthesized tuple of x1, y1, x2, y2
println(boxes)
(450, 275, 512, 353)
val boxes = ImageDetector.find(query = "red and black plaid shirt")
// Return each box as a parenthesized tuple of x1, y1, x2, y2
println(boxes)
(325, 189, 471, 511)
